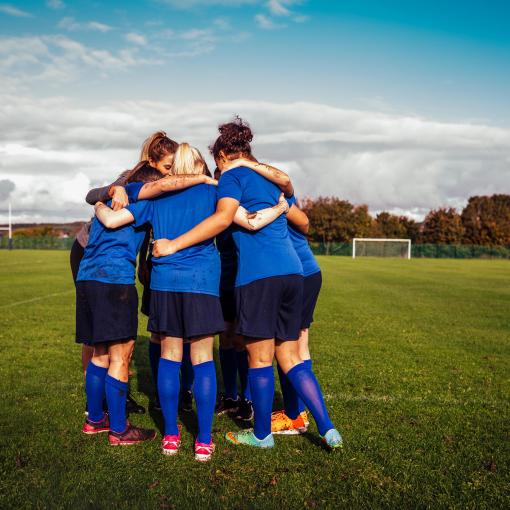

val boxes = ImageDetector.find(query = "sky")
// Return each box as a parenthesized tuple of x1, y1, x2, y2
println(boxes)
(0, 0, 509, 223)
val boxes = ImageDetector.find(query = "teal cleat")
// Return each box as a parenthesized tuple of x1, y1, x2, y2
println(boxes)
(321, 428, 343, 449)
(225, 429, 275, 448)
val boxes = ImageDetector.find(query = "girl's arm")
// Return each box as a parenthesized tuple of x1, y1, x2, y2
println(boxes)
(94, 202, 135, 229)
(86, 170, 131, 209)
(224, 158, 294, 197)
(137, 174, 217, 200)
(286, 204, 310, 234)
(153, 198, 238, 257)
(233, 193, 289, 231)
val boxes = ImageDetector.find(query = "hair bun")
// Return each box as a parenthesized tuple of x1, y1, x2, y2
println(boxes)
(218, 116, 253, 144)
(210, 115, 254, 158)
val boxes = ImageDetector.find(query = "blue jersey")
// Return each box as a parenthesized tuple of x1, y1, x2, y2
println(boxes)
(286, 195, 320, 277)
(127, 184, 221, 296)
(217, 166, 303, 287)
(77, 200, 149, 285)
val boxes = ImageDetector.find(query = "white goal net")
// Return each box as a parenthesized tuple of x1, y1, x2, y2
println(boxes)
(352, 238, 411, 259)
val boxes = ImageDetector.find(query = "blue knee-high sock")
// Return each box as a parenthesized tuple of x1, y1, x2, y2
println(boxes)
(148, 342, 161, 399)
(277, 359, 312, 419)
(181, 342, 194, 392)
(285, 362, 334, 436)
(236, 350, 251, 401)
(85, 362, 107, 422)
(219, 347, 238, 400)
(158, 358, 181, 436)
(277, 362, 300, 420)
(298, 359, 312, 413)
(249, 366, 274, 440)
(105, 374, 128, 434)
(192, 361, 217, 444)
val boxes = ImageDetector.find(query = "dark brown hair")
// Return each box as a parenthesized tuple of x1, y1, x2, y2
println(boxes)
(140, 131, 178, 163)
(127, 161, 162, 184)
(209, 115, 253, 160)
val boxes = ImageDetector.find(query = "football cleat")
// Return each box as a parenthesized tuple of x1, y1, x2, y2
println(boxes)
(270, 410, 308, 435)
(194, 439, 215, 462)
(108, 423, 156, 446)
(225, 429, 274, 448)
(321, 428, 343, 450)
(82, 414, 109, 434)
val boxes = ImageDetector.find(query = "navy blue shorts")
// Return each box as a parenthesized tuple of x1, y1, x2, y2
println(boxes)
(302, 271, 322, 329)
(220, 287, 237, 323)
(148, 290, 225, 339)
(235, 274, 303, 341)
(75, 281, 138, 345)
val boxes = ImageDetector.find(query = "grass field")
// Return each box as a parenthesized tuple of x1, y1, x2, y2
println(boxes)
(0, 251, 509, 509)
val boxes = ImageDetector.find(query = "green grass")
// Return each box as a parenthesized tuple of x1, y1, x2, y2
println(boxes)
(0, 251, 509, 509)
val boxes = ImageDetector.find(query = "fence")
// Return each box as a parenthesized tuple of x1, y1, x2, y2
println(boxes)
(0, 235, 74, 250)
(1, 236, 510, 259)
(309, 242, 510, 259)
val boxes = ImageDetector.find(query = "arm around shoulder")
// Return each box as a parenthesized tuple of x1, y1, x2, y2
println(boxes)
(94, 202, 135, 229)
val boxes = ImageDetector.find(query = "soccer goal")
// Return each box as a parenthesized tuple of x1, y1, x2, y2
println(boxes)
(0, 202, 13, 250)
(352, 238, 411, 259)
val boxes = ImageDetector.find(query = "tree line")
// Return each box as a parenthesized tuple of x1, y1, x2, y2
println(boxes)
(301, 194, 510, 249)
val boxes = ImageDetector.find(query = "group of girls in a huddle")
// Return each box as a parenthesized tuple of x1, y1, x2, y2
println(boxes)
(73, 117, 342, 462)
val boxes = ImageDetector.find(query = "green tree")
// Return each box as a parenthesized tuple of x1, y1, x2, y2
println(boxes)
(302, 197, 374, 253)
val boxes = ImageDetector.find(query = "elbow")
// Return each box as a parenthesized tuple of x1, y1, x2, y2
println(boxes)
(218, 217, 232, 231)
(301, 220, 310, 234)
(217, 212, 234, 231)
(101, 217, 118, 229)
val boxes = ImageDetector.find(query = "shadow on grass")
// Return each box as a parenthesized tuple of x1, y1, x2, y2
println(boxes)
(132, 335, 288, 437)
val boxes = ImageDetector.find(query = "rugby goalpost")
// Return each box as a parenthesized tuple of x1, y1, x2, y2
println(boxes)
(352, 238, 411, 259)
(0, 202, 13, 250)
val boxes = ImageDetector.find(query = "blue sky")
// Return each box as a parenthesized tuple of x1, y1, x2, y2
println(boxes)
(2, 0, 509, 122)
(0, 0, 509, 222)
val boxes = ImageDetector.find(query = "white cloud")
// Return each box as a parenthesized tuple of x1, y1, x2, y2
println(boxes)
(213, 17, 231, 30)
(267, 0, 292, 16)
(158, 0, 257, 8)
(58, 17, 113, 32)
(267, 1, 307, 24)
(0, 35, 155, 86)
(46, 0, 64, 9)
(125, 32, 147, 46)
(254, 14, 283, 29)
(180, 28, 212, 40)
(1, 95, 509, 223)
(0, 4, 32, 17)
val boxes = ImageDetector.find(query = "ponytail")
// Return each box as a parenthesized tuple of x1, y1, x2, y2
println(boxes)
(139, 131, 178, 163)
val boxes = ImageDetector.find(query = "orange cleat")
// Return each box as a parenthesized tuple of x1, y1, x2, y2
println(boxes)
(270, 410, 308, 435)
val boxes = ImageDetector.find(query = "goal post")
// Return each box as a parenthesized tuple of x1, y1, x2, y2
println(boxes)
(352, 238, 411, 259)
(0, 202, 13, 250)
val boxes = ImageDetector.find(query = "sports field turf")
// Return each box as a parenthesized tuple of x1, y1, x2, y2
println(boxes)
(0, 250, 508, 509)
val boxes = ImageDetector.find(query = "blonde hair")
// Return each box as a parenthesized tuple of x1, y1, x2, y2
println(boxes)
(171, 143, 207, 175)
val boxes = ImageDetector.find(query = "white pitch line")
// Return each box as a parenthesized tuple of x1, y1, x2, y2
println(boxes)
(0, 290, 74, 309)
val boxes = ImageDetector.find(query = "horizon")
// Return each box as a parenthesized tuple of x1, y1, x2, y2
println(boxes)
(0, 0, 509, 223)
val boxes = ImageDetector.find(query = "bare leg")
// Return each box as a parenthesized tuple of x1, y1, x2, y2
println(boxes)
(82, 344, 94, 378)
(108, 339, 134, 382)
(297, 328, 311, 361)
